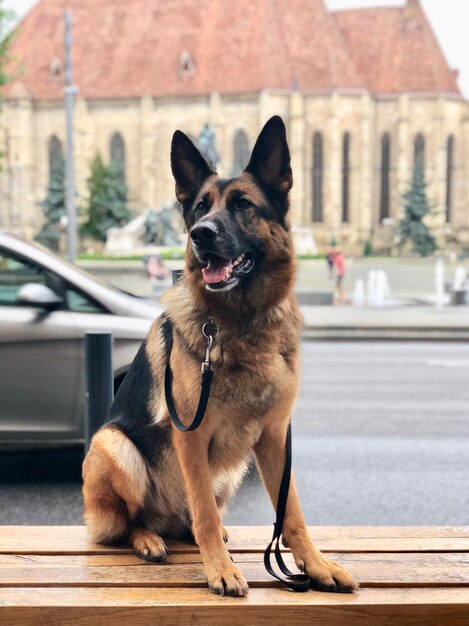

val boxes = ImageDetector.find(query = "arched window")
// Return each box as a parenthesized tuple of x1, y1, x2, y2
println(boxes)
(180, 50, 195, 75)
(48, 135, 64, 179)
(232, 130, 250, 176)
(341, 132, 350, 223)
(380, 133, 391, 222)
(414, 133, 425, 169)
(446, 135, 454, 223)
(110, 132, 126, 184)
(312, 132, 323, 223)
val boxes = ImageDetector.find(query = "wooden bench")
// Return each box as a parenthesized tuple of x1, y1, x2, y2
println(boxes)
(1, 526, 469, 625)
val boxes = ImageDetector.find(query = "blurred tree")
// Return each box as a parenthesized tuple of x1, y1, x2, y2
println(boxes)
(0, 2, 15, 168)
(363, 239, 373, 257)
(397, 158, 437, 257)
(35, 143, 66, 251)
(81, 153, 131, 242)
(0, 2, 13, 94)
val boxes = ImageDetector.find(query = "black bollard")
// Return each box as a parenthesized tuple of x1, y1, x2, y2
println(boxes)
(85, 331, 114, 452)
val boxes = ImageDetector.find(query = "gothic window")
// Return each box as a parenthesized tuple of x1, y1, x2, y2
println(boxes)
(48, 135, 64, 179)
(380, 133, 391, 222)
(446, 135, 454, 223)
(341, 132, 350, 223)
(50, 57, 62, 77)
(180, 50, 195, 75)
(232, 130, 250, 176)
(312, 132, 323, 223)
(110, 132, 126, 184)
(414, 133, 425, 168)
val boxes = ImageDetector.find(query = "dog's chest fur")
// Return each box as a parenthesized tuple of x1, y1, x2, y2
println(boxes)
(175, 331, 296, 424)
(211, 356, 279, 417)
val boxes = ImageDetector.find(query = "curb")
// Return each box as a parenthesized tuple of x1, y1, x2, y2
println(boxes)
(301, 327, 469, 341)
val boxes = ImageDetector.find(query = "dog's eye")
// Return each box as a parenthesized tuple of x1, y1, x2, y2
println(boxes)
(195, 201, 206, 216)
(236, 198, 250, 210)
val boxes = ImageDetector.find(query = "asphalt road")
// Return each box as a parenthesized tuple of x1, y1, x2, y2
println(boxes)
(1, 341, 468, 526)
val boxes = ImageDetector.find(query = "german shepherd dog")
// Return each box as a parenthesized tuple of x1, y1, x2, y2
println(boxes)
(83, 116, 358, 597)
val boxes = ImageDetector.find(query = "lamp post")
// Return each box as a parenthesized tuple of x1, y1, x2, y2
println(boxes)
(64, 10, 78, 262)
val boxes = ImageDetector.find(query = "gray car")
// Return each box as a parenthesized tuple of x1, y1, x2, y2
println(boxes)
(0, 232, 162, 447)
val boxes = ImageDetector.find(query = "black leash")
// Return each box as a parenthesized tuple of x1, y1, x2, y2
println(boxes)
(162, 316, 217, 431)
(263, 423, 310, 592)
(163, 314, 310, 592)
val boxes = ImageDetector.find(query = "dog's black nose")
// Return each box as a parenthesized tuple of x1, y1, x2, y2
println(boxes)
(190, 222, 217, 247)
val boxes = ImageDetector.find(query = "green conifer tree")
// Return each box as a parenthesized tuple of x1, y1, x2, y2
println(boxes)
(0, 2, 14, 95)
(107, 159, 131, 224)
(0, 2, 15, 168)
(397, 158, 437, 257)
(81, 153, 131, 242)
(35, 152, 66, 251)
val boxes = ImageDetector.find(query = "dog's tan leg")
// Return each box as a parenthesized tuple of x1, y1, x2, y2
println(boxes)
(82, 442, 128, 545)
(255, 421, 359, 592)
(173, 429, 248, 596)
(83, 427, 168, 561)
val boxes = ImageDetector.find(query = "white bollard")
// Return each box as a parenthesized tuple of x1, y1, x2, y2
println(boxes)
(353, 279, 366, 307)
(435, 259, 445, 308)
(453, 266, 466, 291)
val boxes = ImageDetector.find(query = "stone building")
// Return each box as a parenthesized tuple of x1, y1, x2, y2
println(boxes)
(0, 0, 468, 252)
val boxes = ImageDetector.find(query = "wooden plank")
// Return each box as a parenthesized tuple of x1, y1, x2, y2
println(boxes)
(1, 526, 469, 554)
(1, 587, 469, 626)
(0, 552, 468, 588)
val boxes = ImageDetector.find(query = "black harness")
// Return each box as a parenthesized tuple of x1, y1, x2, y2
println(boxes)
(163, 315, 310, 592)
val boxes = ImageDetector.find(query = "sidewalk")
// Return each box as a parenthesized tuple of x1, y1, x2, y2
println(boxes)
(301, 305, 469, 340)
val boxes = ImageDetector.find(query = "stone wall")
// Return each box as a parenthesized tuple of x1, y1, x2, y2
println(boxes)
(0, 89, 467, 253)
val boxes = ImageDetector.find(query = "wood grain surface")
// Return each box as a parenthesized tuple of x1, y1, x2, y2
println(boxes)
(1, 526, 468, 625)
(1, 525, 468, 553)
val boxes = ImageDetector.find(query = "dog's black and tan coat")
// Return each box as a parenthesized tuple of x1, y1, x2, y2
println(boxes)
(82, 116, 358, 597)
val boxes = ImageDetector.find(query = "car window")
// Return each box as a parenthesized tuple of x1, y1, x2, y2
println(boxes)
(64, 287, 106, 314)
(0, 247, 107, 313)
(0, 249, 48, 305)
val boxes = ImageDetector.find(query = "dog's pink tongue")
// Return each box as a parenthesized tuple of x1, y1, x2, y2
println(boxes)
(202, 257, 232, 284)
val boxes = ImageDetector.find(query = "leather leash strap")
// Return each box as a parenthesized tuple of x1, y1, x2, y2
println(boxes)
(162, 314, 310, 591)
(162, 316, 213, 432)
(263, 423, 311, 592)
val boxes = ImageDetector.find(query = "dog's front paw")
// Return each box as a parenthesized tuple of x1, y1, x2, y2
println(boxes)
(297, 555, 358, 593)
(206, 562, 249, 597)
(130, 528, 169, 563)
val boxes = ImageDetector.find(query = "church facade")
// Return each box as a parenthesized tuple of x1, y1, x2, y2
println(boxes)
(1, 0, 468, 252)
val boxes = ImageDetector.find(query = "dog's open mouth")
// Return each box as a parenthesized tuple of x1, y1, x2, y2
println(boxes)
(201, 252, 255, 291)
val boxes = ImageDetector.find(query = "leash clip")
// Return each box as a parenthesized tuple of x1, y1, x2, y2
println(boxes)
(201, 318, 218, 373)
(201, 335, 214, 373)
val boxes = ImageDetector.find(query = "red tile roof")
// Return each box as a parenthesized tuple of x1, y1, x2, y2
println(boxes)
(5, 0, 461, 101)
(333, 5, 461, 96)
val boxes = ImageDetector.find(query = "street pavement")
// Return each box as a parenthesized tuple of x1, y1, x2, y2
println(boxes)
(1, 342, 468, 526)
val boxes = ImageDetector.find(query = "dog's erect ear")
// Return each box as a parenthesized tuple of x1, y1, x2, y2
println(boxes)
(171, 131, 215, 206)
(245, 116, 293, 194)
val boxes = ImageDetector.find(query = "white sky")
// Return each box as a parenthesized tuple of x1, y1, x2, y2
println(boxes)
(6, 0, 469, 97)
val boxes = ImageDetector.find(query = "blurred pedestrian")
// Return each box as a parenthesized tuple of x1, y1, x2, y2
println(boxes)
(145, 255, 169, 292)
(332, 248, 346, 304)
(326, 247, 335, 279)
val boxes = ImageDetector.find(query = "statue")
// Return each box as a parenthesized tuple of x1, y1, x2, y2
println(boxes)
(143, 203, 182, 246)
(197, 123, 220, 169)
(143, 209, 160, 246)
